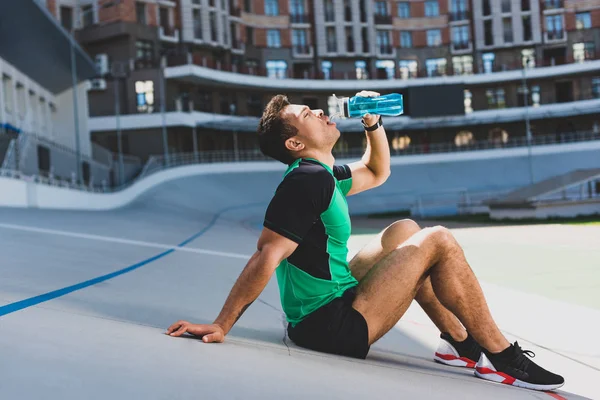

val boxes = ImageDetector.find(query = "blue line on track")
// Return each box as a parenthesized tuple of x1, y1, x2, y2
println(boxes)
(0, 202, 265, 318)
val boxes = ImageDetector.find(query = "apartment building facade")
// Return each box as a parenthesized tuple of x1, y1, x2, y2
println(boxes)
(44, 0, 600, 161)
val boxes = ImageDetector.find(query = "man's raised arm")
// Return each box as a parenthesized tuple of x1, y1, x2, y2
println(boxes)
(166, 228, 297, 342)
(346, 91, 391, 196)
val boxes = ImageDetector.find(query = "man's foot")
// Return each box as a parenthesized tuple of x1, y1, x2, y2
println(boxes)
(475, 341, 565, 391)
(434, 332, 481, 368)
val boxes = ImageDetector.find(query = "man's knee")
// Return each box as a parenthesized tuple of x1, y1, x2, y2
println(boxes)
(383, 219, 421, 248)
(423, 225, 456, 250)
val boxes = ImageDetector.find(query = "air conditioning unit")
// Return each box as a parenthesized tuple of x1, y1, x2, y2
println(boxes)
(89, 78, 107, 91)
(95, 54, 109, 76)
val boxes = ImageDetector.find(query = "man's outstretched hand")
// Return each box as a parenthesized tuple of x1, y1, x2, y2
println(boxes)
(165, 320, 225, 343)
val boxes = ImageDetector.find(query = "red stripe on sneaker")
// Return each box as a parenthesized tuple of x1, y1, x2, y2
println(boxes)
(435, 352, 476, 368)
(476, 367, 516, 385)
(545, 393, 567, 400)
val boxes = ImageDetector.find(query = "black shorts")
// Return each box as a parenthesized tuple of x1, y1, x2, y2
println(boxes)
(287, 286, 370, 359)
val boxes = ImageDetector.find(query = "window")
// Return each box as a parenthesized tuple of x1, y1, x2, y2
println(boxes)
(544, 0, 563, 9)
(360, 0, 367, 22)
(266, 60, 287, 79)
(292, 29, 308, 53)
(346, 27, 354, 52)
(573, 42, 595, 63)
(82, 5, 94, 27)
(518, 84, 540, 107)
(376, 31, 392, 54)
(244, 0, 251, 12)
(355, 61, 368, 79)
(452, 26, 469, 50)
(400, 31, 412, 48)
(362, 27, 369, 52)
(246, 27, 254, 45)
(3, 75, 12, 114)
(376, 60, 395, 79)
(136, 2, 147, 24)
(399, 60, 417, 79)
(521, 0, 530, 11)
(375, 1, 387, 15)
(546, 15, 563, 40)
(324, 0, 335, 21)
(486, 88, 505, 109)
(210, 11, 217, 41)
(322, 61, 332, 80)
(291, 0, 305, 15)
(135, 40, 154, 68)
(16, 83, 25, 118)
(267, 29, 281, 47)
(592, 78, 600, 98)
(326, 27, 337, 52)
(451, 0, 467, 13)
(398, 2, 410, 18)
(455, 131, 474, 146)
(344, 0, 352, 21)
(483, 0, 491, 15)
(427, 29, 442, 47)
(521, 49, 535, 68)
(523, 16, 532, 41)
(501, 0, 511, 13)
(193, 10, 203, 39)
(135, 81, 154, 113)
(576, 12, 591, 30)
(425, 1, 439, 17)
(265, 0, 279, 16)
(392, 135, 411, 150)
(222, 15, 228, 43)
(426, 58, 447, 77)
(60, 6, 73, 31)
(503, 17, 513, 43)
(463, 90, 473, 114)
(452, 55, 473, 75)
(484, 20, 493, 46)
(482, 52, 495, 73)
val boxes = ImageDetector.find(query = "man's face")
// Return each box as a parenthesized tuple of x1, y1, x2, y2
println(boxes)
(282, 104, 340, 154)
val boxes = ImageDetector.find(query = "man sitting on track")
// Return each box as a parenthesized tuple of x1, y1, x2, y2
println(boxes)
(167, 91, 564, 392)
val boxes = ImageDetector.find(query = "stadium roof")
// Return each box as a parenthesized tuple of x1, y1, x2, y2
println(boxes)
(0, 0, 97, 94)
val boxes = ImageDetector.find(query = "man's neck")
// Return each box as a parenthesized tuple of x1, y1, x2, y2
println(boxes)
(301, 152, 335, 170)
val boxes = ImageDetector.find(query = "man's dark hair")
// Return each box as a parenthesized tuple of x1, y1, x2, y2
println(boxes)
(257, 95, 298, 165)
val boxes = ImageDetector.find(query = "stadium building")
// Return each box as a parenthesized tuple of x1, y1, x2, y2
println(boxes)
(42, 0, 600, 162)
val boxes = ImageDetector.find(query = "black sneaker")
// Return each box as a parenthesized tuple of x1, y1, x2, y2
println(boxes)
(475, 341, 565, 391)
(434, 332, 481, 368)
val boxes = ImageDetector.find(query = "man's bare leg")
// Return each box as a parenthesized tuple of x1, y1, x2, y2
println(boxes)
(349, 219, 466, 341)
(352, 225, 510, 353)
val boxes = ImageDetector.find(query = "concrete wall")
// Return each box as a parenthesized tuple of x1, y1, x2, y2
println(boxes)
(2, 140, 600, 215)
(53, 82, 91, 157)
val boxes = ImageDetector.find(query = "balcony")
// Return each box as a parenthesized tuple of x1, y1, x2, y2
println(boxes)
(543, 0, 564, 10)
(292, 44, 313, 58)
(452, 40, 471, 53)
(545, 29, 565, 42)
(449, 10, 470, 22)
(231, 38, 245, 54)
(374, 14, 393, 25)
(290, 14, 310, 24)
(159, 26, 180, 43)
(377, 44, 393, 55)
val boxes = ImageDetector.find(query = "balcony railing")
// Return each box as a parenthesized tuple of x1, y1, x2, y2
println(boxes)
(452, 41, 471, 51)
(293, 44, 311, 54)
(374, 14, 393, 25)
(290, 14, 310, 23)
(546, 29, 565, 40)
(543, 0, 564, 10)
(449, 10, 470, 21)
(378, 44, 393, 54)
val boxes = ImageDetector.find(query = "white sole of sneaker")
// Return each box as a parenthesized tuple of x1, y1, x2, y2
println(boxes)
(433, 339, 477, 368)
(474, 353, 565, 391)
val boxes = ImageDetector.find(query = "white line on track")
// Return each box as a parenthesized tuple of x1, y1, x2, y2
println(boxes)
(0, 222, 251, 260)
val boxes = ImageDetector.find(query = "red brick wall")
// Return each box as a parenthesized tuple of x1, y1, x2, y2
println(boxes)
(439, 0, 448, 14)
(147, 3, 158, 26)
(565, 12, 576, 31)
(253, 0, 265, 14)
(281, 28, 291, 46)
(100, 0, 135, 23)
(413, 30, 426, 47)
(46, 0, 57, 17)
(412, 1, 424, 18)
(279, 0, 289, 15)
(592, 9, 600, 28)
(441, 27, 450, 44)
(255, 28, 266, 46)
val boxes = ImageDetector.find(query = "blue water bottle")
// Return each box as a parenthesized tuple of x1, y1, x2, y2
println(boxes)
(330, 93, 404, 118)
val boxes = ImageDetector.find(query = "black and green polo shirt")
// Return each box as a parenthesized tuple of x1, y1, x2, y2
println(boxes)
(264, 158, 358, 326)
